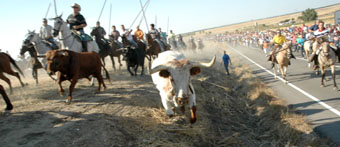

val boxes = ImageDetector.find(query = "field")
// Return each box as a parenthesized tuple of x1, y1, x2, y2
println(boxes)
(187, 3, 340, 36)
(0, 42, 336, 146)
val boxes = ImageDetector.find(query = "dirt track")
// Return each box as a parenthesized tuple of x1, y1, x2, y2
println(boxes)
(0, 44, 335, 146)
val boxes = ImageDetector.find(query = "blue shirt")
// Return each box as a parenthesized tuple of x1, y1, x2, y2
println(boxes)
(222, 54, 230, 65)
(309, 24, 319, 31)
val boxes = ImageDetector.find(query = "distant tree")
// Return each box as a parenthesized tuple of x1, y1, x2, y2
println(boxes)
(298, 8, 318, 22)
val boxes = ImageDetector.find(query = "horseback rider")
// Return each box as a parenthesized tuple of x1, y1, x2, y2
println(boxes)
(121, 25, 137, 48)
(109, 25, 122, 48)
(66, 3, 88, 52)
(158, 28, 167, 45)
(268, 30, 295, 65)
(40, 18, 58, 49)
(134, 25, 144, 42)
(309, 21, 340, 70)
(149, 24, 165, 51)
(93, 21, 106, 40)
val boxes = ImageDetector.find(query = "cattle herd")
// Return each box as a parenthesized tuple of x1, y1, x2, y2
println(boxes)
(1, 34, 215, 124)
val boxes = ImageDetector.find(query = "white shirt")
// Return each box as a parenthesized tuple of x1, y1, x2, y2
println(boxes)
(40, 25, 53, 39)
(122, 29, 133, 40)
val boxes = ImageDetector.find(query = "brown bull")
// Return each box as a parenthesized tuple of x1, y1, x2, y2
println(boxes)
(44, 49, 110, 104)
(0, 52, 25, 94)
(0, 84, 13, 111)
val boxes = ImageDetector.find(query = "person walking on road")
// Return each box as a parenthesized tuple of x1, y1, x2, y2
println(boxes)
(221, 50, 232, 75)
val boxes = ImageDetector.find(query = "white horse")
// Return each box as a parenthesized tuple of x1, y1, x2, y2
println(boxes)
(24, 30, 54, 55)
(51, 15, 99, 53)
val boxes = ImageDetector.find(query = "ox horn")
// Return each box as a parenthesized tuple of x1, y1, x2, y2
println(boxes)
(192, 55, 216, 68)
(37, 54, 46, 58)
(150, 65, 169, 74)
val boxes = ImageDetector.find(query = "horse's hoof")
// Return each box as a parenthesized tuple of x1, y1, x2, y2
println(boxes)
(59, 92, 65, 97)
(333, 87, 338, 90)
(320, 85, 325, 88)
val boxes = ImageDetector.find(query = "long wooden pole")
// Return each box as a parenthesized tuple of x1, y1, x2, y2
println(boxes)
(139, 0, 149, 31)
(108, 3, 112, 37)
(98, 0, 107, 21)
(167, 16, 169, 34)
(44, 3, 51, 18)
(53, 0, 57, 16)
(129, 0, 150, 30)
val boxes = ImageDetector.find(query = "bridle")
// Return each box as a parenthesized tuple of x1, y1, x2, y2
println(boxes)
(53, 18, 72, 41)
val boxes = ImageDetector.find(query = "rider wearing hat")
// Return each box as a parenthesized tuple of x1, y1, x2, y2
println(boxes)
(40, 18, 57, 49)
(66, 3, 88, 52)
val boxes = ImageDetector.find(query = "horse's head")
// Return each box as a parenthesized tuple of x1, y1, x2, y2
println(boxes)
(321, 42, 330, 57)
(20, 42, 35, 57)
(121, 35, 130, 47)
(24, 30, 37, 45)
(145, 33, 152, 42)
(51, 14, 64, 37)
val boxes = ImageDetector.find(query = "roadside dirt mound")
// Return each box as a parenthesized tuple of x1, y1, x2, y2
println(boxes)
(0, 43, 335, 146)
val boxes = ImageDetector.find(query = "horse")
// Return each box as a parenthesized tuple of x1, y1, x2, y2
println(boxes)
(0, 52, 25, 94)
(24, 30, 55, 54)
(121, 35, 146, 76)
(20, 43, 56, 84)
(188, 38, 197, 50)
(109, 41, 124, 70)
(51, 15, 99, 53)
(318, 42, 338, 90)
(145, 33, 171, 72)
(272, 42, 292, 84)
(90, 28, 119, 70)
(0, 84, 13, 112)
(304, 40, 318, 68)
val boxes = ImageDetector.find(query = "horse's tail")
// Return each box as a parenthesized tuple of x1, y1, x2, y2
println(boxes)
(4, 53, 25, 77)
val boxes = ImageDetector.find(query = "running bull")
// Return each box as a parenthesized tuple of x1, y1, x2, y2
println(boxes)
(39, 49, 110, 104)
(151, 51, 216, 124)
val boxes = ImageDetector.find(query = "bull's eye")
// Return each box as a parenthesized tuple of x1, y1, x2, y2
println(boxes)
(159, 70, 170, 78)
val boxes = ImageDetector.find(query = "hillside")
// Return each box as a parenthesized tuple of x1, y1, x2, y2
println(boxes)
(185, 3, 340, 36)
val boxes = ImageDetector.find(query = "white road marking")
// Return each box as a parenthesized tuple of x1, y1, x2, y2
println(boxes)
(228, 44, 340, 117)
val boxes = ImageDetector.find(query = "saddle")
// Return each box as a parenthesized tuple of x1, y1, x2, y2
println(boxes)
(71, 30, 93, 42)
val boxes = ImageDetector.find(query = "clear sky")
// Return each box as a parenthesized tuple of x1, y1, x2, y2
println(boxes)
(0, 0, 339, 58)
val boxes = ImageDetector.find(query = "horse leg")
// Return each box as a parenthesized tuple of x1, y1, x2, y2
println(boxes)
(0, 73, 12, 94)
(320, 66, 325, 88)
(34, 67, 39, 85)
(279, 65, 285, 83)
(7, 70, 25, 87)
(273, 65, 277, 79)
(110, 55, 116, 71)
(331, 65, 338, 90)
(284, 66, 288, 84)
(0, 85, 13, 111)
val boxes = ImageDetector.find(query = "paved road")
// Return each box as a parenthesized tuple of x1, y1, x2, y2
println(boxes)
(226, 43, 340, 145)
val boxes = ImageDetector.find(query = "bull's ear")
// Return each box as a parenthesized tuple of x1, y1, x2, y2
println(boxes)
(190, 67, 201, 76)
(159, 70, 170, 78)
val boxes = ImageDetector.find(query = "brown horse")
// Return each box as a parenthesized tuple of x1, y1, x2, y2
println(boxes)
(0, 84, 13, 111)
(108, 41, 124, 70)
(272, 42, 292, 84)
(318, 42, 337, 90)
(145, 33, 170, 72)
(0, 52, 25, 93)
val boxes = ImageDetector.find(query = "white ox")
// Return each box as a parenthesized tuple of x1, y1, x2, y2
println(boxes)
(151, 51, 216, 123)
